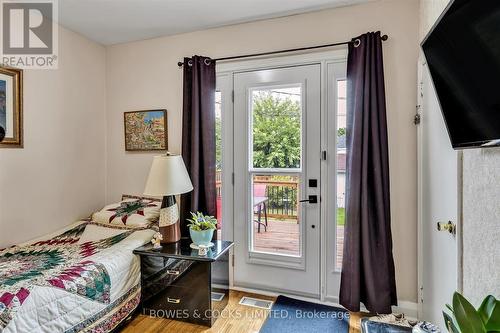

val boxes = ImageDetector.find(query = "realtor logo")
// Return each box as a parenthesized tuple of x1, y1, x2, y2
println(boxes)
(1, 0, 58, 69)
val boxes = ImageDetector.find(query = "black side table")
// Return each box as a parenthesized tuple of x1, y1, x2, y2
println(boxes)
(133, 239, 233, 327)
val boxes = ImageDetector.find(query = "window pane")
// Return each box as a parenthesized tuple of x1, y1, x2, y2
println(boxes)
(251, 86, 302, 169)
(215, 91, 222, 240)
(336, 80, 347, 268)
(251, 174, 300, 257)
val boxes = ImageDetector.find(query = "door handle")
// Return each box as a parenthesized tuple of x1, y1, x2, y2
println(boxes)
(167, 297, 181, 304)
(436, 221, 456, 235)
(299, 195, 318, 204)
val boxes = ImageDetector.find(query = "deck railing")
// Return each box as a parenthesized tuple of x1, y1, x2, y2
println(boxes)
(216, 171, 299, 219)
(254, 176, 299, 219)
(216, 171, 345, 219)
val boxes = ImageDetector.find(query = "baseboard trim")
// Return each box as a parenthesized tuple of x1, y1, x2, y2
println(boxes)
(231, 286, 418, 319)
(233, 282, 319, 299)
(393, 300, 418, 319)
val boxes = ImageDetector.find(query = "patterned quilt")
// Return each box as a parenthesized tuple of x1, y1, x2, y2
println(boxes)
(0, 223, 133, 329)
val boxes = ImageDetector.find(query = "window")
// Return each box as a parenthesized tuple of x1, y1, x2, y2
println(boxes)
(336, 79, 347, 268)
(251, 86, 302, 170)
(215, 90, 222, 239)
(249, 85, 303, 257)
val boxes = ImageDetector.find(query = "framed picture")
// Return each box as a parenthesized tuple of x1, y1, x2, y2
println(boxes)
(124, 109, 168, 151)
(0, 66, 23, 148)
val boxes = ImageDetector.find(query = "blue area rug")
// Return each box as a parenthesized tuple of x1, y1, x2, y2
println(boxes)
(260, 295, 349, 333)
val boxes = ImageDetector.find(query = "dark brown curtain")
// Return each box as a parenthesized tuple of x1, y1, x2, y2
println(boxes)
(180, 55, 217, 238)
(339, 32, 397, 314)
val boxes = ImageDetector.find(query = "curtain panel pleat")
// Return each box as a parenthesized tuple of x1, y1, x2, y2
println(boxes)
(339, 32, 397, 314)
(180, 55, 217, 238)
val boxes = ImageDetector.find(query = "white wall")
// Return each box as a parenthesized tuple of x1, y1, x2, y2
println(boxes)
(419, 0, 500, 305)
(106, 0, 420, 303)
(0, 26, 107, 247)
(419, 0, 449, 40)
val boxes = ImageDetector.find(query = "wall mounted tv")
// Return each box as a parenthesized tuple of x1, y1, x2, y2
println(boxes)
(422, 0, 500, 149)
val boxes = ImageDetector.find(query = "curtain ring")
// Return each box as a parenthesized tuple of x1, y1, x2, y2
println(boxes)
(187, 59, 193, 67)
(204, 58, 211, 66)
(354, 39, 361, 48)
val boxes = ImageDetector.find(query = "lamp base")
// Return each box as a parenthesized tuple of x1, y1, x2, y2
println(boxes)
(159, 223, 181, 244)
(160, 195, 181, 244)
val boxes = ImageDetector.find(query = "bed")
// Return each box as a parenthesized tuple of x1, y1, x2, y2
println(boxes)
(0, 196, 160, 333)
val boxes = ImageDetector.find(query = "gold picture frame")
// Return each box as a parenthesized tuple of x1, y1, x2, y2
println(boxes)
(124, 109, 168, 151)
(0, 66, 23, 148)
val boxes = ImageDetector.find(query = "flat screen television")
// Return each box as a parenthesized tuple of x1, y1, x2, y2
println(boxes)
(422, 0, 500, 149)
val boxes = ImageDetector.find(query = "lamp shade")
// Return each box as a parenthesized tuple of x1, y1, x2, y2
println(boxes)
(144, 154, 193, 196)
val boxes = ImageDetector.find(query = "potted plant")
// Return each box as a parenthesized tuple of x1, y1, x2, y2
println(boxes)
(443, 292, 500, 333)
(187, 212, 217, 246)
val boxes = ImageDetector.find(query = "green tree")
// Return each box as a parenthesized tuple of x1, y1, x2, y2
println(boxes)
(252, 92, 301, 168)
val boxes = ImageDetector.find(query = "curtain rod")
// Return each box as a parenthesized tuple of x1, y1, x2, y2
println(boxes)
(177, 34, 388, 67)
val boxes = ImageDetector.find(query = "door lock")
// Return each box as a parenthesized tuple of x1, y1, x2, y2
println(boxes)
(299, 195, 318, 204)
(436, 221, 456, 235)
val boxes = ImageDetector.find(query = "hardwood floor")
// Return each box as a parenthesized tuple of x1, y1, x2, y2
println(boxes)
(122, 291, 367, 333)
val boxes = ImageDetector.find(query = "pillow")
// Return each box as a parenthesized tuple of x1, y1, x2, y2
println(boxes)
(121, 194, 162, 202)
(92, 198, 161, 229)
(78, 223, 129, 243)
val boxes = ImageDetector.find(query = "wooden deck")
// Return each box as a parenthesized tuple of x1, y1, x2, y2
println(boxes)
(219, 218, 344, 266)
(254, 219, 344, 267)
(253, 218, 300, 256)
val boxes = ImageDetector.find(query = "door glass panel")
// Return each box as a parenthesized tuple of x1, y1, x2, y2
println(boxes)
(249, 84, 303, 258)
(251, 86, 302, 169)
(336, 80, 347, 269)
(215, 90, 222, 240)
(251, 174, 300, 257)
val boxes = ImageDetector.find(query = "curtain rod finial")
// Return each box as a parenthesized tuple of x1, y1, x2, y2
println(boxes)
(381, 34, 388, 41)
(178, 61, 184, 67)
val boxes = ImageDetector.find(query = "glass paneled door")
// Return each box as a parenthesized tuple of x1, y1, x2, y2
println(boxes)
(233, 65, 321, 297)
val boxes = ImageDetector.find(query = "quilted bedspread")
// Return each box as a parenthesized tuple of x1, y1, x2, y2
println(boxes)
(0, 223, 136, 330)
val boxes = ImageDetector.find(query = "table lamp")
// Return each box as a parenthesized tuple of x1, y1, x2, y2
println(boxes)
(144, 153, 193, 244)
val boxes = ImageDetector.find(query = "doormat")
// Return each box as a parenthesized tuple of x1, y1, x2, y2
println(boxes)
(260, 295, 349, 333)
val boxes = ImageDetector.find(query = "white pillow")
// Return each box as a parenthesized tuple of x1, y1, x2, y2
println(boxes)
(78, 224, 128, 243)
(92, 198, 160, 229)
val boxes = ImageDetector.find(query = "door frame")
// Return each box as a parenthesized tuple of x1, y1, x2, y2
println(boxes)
(216, 48, 348, 300)
(215, 72, 235, 287)
(416, 56, 464, 320)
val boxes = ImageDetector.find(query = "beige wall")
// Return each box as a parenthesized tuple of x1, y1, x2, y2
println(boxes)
(106, 0, 420, 302)
(0, 26, 107, 247)
(419, 0, 449, 40)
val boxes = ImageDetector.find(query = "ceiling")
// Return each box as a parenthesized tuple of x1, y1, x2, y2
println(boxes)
(59, 0, 372, 45)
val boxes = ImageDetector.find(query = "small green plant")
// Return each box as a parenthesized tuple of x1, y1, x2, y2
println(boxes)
(443, 292, 500, 333)
(187, 212, 217, 231)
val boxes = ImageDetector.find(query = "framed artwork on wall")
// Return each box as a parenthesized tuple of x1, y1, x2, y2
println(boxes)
(0, 66, 23, 148)
(124, 109, 168, 151)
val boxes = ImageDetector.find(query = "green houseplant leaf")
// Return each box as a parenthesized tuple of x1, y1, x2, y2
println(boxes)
(443, 311, 460, 333)
(453, 292, 487, 333)
(478, 295, 500, 331)
(186, 211, 217, 231)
